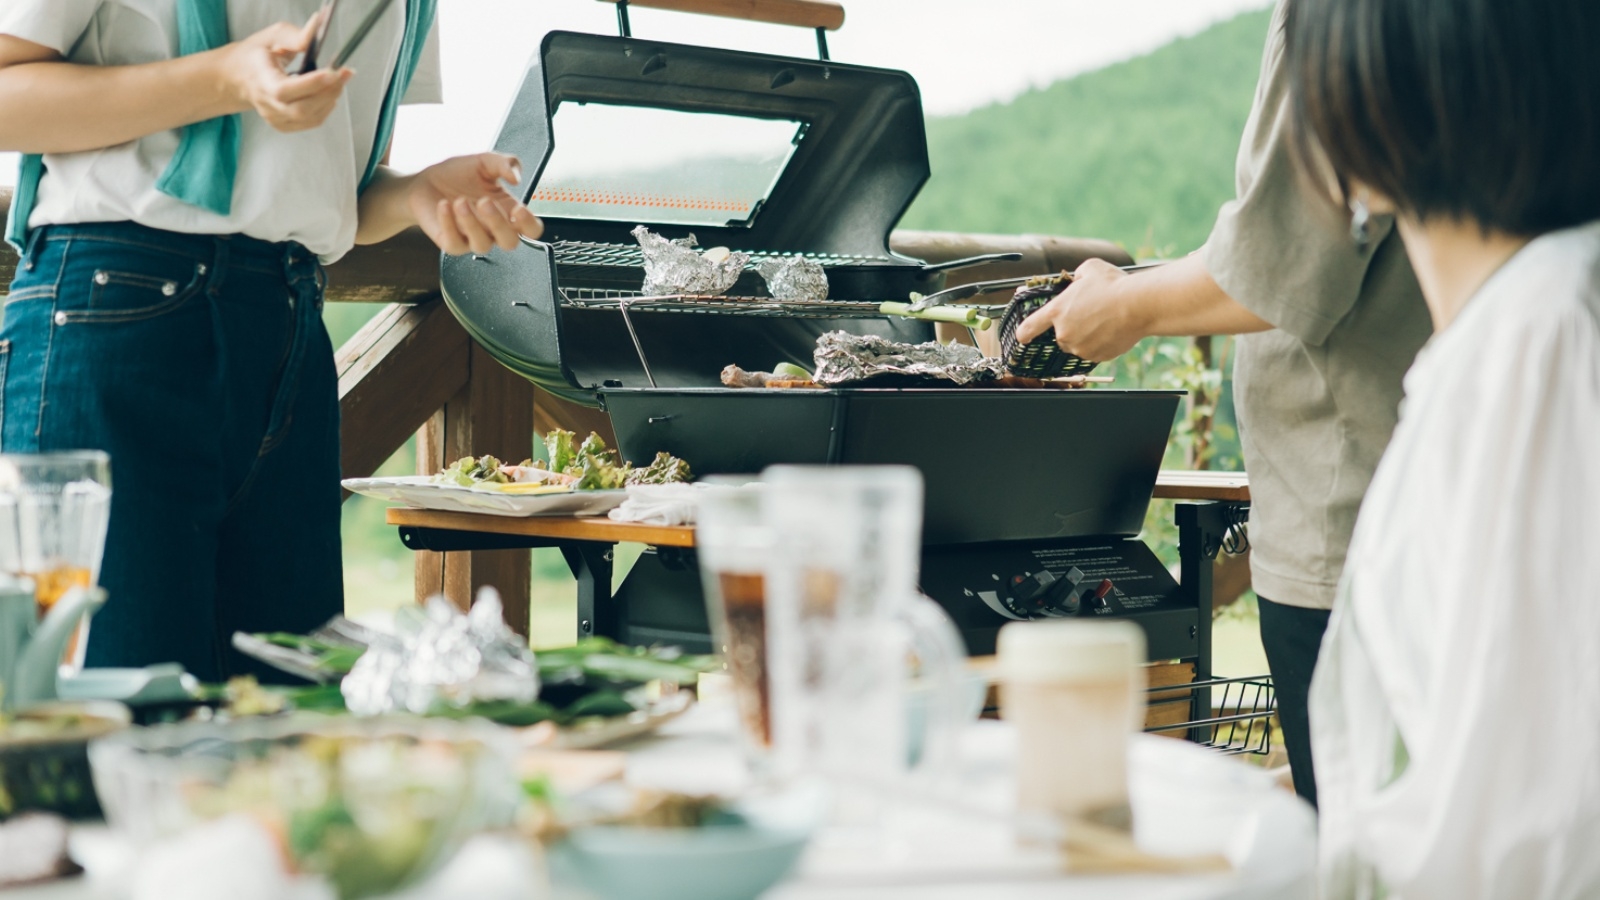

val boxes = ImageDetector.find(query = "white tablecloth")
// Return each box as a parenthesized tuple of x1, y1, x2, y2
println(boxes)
(2, 705, 1315, 900)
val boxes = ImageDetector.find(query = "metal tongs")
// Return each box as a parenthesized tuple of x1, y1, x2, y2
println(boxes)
(294, 0, 398, 74)
(905, 262, 1165, 312)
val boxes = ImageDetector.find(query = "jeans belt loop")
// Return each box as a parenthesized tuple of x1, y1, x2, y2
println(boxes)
(21, 226, 46, 271)
(207, 235, 229, 297)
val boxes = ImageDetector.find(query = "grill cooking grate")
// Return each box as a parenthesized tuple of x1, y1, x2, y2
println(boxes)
(550, 240, 891, 270)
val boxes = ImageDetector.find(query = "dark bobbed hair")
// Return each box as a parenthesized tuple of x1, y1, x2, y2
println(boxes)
(1286, 0, 1600, 236)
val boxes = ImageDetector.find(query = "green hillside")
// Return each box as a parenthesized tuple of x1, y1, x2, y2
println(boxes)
(901, 6, 1273, 257)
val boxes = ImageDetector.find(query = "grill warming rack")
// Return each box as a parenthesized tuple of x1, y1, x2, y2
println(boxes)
(560, 286, 900, 318)
(550, 239, 888, 270)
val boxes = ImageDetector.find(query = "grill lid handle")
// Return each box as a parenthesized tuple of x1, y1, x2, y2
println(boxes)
(919, 252, 1025, 275)
(604, 0, 845, 58)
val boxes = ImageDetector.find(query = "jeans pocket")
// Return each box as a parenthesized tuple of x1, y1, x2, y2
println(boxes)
(58, 264, 207, 325)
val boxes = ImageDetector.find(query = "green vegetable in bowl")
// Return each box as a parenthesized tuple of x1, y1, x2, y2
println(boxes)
(290, 793, 436, 900)
(98, 720, 512, 900)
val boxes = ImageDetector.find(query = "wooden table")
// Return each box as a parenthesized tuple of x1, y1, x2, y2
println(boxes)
(386, 508, 694, 549)
(386, 470, 1249, 550)
(388, 471, 1248, 681)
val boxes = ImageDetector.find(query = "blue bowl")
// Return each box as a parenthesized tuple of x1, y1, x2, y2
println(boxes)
(550, 817, 811, 900)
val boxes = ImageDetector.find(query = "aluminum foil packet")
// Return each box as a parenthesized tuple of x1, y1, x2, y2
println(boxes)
(812, 330, 1006, 386)
(342, 588, 540, 716)
(756, 255, 829, 302)
(632, 225, 749, 296)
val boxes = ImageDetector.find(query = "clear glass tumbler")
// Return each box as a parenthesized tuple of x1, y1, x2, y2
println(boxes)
(0, 451, 113, 670)
(696, 482, 777, 774)
(760, 466, 969, 791)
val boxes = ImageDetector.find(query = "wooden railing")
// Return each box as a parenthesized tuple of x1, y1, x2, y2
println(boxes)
(0, 188, 1132, 629)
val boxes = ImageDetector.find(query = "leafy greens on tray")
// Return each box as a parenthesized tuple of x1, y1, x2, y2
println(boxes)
(434, 430, 691, 493)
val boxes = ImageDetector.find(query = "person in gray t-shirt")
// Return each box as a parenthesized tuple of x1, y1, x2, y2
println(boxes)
(1016, 2, 1432, 808)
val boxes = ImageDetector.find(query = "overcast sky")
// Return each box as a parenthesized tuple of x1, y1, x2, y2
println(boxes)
(391, 0, 1272, 169)
(0, 0, 1272, 183)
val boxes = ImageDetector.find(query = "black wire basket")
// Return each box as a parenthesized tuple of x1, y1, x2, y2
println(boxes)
(997, 273, 1100, 379)
(1145, 675, 1277, 755)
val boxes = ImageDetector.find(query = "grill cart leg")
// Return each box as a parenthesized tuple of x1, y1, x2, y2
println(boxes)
(1176, 501, 1238, 743)
(562, 543, 619, 642)
(398, 527, 623, 643)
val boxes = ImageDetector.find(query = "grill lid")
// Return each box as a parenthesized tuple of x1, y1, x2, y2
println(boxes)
(439, 31, 941, 404)
(493, 30, 932, 256)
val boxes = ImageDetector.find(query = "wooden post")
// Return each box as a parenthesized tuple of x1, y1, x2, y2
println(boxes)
(337, 299, 470, 484)
(413, 343, 536, 634)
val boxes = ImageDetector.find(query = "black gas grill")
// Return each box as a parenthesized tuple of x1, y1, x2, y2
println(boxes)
(436, 28, 1211, 671)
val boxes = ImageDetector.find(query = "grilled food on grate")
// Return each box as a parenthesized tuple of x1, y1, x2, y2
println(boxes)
(998, 273, 1100, 379)
(721, 364, 819, 389)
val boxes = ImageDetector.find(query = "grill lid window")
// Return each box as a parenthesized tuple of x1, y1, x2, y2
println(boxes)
(530, 103, 805, 229)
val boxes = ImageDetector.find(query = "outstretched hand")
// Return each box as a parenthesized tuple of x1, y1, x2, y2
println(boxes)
(409, 153, 545, 255)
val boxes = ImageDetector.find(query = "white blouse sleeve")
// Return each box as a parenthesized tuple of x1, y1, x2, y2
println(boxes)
(1348, 287, 1600, 898)
(0, 1, 100, 55)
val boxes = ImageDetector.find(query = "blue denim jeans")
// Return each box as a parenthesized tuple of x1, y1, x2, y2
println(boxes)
(2, 222, 344, 683)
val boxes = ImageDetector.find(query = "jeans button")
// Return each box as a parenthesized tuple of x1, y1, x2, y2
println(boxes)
(197, 263, 208, 275)
(93, 271, 109, 286)
(53, 311, 68, 326)
(161, 282, 177, 297)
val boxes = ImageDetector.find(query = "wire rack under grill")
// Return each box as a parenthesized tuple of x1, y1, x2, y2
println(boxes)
(1145, 675, 1277, 755)
(549, 240, 891, 270)
(558, 286, 1007, 320)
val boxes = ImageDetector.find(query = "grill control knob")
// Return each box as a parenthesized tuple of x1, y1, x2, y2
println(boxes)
(1089, 579, 1115, 610)
(1008, 570, 1058, 612)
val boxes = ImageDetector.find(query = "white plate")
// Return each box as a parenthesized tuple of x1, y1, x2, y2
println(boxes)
(342, 475, 627, 518)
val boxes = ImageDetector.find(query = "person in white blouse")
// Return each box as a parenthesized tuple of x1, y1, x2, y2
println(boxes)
(1282, 0, 1600, 895)
(0, 2, 543, 681)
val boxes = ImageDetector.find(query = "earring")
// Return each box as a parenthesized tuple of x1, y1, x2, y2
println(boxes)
(1349, 195, 1372, 249)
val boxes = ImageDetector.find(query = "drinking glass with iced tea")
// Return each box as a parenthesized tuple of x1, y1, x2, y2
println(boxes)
(696, 482, 776, 774)
(0, 451, 113, 669)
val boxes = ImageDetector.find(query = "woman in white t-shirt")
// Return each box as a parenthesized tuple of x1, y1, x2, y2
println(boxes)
(1283, 0, 1600, 896)
(0, 2, 543, 682)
